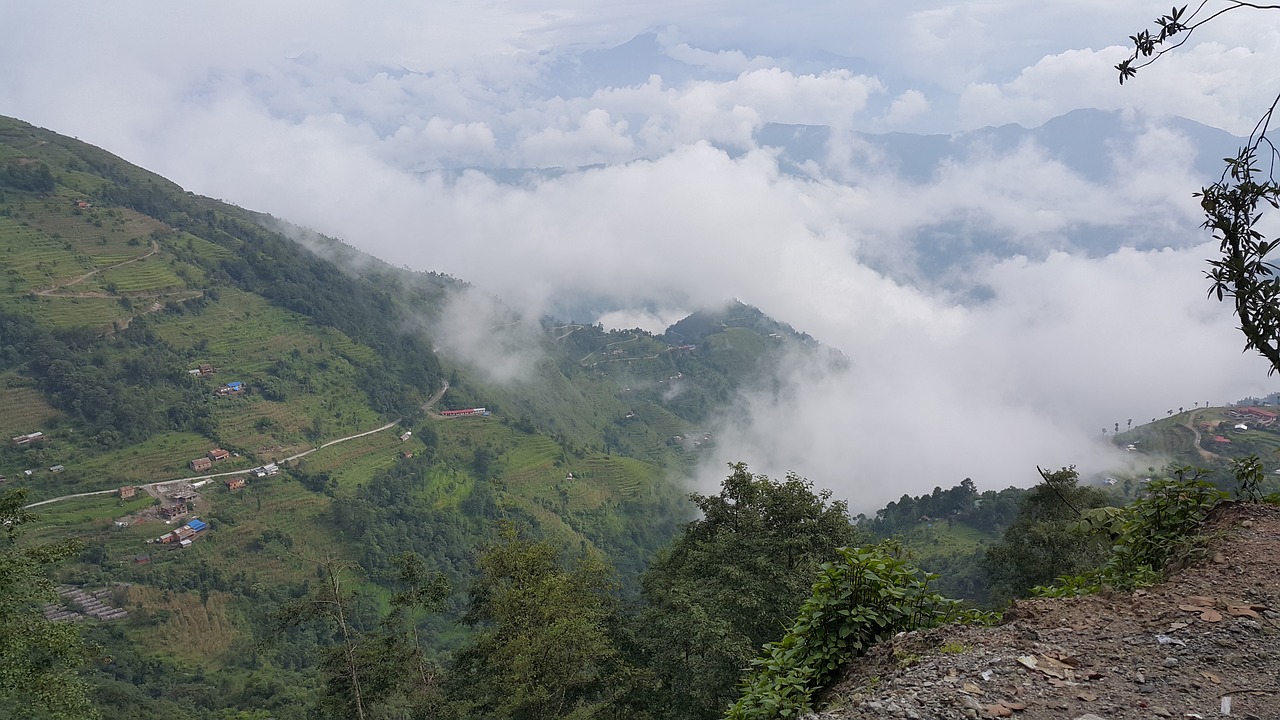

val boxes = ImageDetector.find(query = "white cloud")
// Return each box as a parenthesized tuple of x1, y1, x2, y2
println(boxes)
(3, 0, 1279, 508)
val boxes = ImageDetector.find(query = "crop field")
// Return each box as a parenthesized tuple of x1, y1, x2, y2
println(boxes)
(150, 288, 368, 375)
(0, 217, 93, 290)
(25, 493, 158, 539)
(87, 255, 188, 292)
(0, 377, 61, 438)
(26, 202, 163, 254)
(23, 295, 131, 329)
(299, 430, 402, 484)
(126, 586, 239, 668)
(164, 231, 235, 262)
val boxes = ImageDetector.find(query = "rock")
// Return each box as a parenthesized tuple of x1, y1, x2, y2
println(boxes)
(959, 694, 984, 712)
(1162, 656, 1179, 668)
(1151, 707, 1172, 717)
(1073, 714, 1110, 720)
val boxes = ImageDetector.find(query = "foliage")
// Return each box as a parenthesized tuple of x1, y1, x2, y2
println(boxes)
(631, 463, 862, 720)
(1034, 466, 1228, 596)
(0, 309, 214, 449)
(1118, 5, 1280, 373)
(0, 159, 56, 192)
(0, 489, 98, 719)
(725, 542, 997, 720)
(447, 524, 631, 720)
(981, 467, 1112, 602)
(864, 479, 1027, 604)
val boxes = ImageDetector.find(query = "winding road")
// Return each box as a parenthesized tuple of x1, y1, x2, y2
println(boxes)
(23, 381, 450, 509)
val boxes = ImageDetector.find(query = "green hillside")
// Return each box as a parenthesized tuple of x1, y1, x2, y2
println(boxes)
(0, 115, 843, 718)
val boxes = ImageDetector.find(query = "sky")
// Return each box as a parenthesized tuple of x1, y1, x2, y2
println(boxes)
(3, 1, 1279, 509)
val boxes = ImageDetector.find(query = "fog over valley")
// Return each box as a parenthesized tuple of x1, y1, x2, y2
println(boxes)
(5, 1, 1278, 509)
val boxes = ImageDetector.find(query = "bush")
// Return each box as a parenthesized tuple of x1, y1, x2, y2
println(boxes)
(726, 542, 996, 719)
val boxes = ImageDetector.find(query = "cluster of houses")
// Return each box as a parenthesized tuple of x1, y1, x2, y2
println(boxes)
(1233, 406, 1278, 426)
(43, 585, 127, 623)
(155, 518, 208, 548)
(190, 447, 231, 473)
(188, 363, 217, 377)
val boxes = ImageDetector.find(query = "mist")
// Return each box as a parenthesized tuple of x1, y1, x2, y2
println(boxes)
(4, 1, 1278, 506)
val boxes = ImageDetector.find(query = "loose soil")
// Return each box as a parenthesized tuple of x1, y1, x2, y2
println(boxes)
(815, 502, 1280, 720)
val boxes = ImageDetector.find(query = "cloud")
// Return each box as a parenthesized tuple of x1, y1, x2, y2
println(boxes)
(696, 242, 1275, 512)
(4, 0, 1279, 510)
(434, 287, 546, 385)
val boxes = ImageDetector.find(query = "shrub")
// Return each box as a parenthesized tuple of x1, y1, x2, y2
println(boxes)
(726, 542, 996, 719)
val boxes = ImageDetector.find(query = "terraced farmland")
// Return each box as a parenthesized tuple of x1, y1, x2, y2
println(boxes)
(0, 378, 61, 438)
(87, 255, 189, 292)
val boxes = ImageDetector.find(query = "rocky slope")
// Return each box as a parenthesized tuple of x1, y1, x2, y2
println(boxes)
(814, 503, 1280, 720)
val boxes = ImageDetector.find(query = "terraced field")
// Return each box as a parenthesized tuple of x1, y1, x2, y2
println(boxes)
(87, 256, 189, 292)
(0, 217, 92, 289)
(22, 295, 132, 329)
(0, 377, 61, 438)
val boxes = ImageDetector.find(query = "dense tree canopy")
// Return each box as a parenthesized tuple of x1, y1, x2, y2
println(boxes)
(630, 463, 862, 720)
(981, 467, 1112, 601)
(0, 490, 97, 720)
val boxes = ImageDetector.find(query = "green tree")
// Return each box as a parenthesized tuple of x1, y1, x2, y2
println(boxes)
(631, 463, 861, 720)
(0, 489, 98, 719)
(1118, 4, 1280, 373)
(447, 524, 630, 720)
(981, 467, 1112, 602)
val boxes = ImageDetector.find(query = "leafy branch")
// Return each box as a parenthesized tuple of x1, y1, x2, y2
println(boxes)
(1120, 3, 1280, 372)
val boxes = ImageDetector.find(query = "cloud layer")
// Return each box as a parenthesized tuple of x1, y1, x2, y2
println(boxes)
(3, 1, 1278, 508)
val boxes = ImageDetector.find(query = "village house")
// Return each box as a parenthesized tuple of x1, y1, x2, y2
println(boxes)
(216, 381, 245, 396)
(119, 486, 136, 500)
(252, 463, 279, 478)
(159, 504, 186, 520)
(399, 431, 412, 442)
(1241, 406, 1278, 426)
(208, 448, 230, 462)
(11, 431, 45, 446)
(49, 465, 65, 474)
(190, 457, 212, 472)
(225, 477, 246, 491)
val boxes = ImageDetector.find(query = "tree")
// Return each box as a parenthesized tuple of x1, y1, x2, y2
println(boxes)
(447, 524, 630, 720)
(1119, 4, 1280, 373)
(0, 489, 98, 720)
(630, 463, 862, 720)
(981, 467, 1112, 602)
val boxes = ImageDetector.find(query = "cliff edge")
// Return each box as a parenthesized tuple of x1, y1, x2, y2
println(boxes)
(815, 503, 1280, 720)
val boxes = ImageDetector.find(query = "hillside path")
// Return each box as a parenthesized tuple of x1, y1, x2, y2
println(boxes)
(1181, 409, 1221, 462)
(33, 239, 159, 296)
